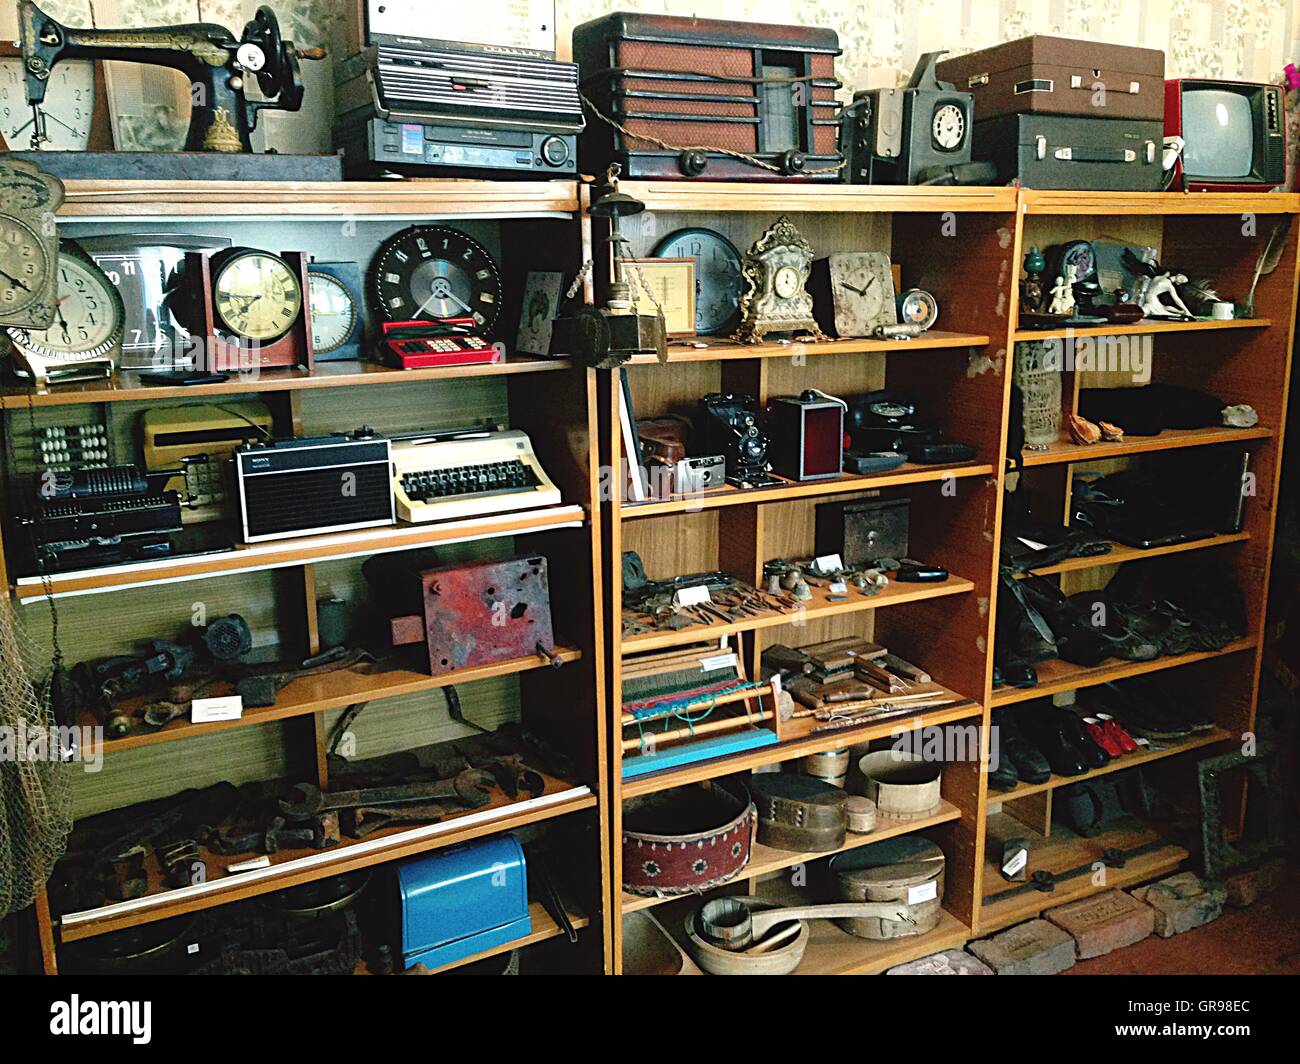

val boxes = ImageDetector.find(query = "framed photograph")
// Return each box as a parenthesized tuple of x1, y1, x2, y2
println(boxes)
(516, 271, 564, 356)
(626, 258, 697, 337)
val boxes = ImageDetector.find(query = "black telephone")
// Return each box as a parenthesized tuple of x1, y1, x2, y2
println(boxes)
(848, 390, 975, 465)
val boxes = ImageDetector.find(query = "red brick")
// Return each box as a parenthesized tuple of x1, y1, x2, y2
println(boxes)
(1221, 858, 1286, 908)
(1044, 889, 1155, 959)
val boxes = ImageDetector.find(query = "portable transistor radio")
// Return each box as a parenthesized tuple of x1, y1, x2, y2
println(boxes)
(379, 318, 502, 369)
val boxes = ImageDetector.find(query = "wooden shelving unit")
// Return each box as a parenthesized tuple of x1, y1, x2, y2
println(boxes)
(2, 179, 613, 975)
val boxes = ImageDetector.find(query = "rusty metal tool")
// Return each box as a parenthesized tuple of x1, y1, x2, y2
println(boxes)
(278, 769, 494, 820)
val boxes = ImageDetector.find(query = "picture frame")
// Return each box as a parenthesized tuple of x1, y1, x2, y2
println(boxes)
(626, 258, 697, 337)
(516, 271, 564, 356)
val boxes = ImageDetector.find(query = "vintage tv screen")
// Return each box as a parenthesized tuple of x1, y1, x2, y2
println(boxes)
(1183, 88, 1254, 178)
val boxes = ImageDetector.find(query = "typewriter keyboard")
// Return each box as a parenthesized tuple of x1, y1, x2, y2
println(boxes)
(400, 459, 540, 503)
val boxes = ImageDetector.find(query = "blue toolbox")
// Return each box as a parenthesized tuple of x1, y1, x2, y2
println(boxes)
(397, 836, 531, 971)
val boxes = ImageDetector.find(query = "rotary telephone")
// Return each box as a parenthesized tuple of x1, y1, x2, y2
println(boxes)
(848, 390, 975, 465)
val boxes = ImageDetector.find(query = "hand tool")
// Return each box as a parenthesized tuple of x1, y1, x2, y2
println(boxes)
(278, 769, 494, 820)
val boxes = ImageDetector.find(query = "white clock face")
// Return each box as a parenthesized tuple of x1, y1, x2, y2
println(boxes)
(845, 269, 883, 319)
(932, 104, 965, 152)
(774, 265, 801, 300)
(9, 250, 121, 360)
(0, 58, 95, 150)
(213, 252, 302, 341)
(308, 273, 357, 353)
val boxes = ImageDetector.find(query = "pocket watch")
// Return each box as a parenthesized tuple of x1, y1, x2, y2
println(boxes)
(6, 239, 124, 383)
(652, 227, 742, 335)
(370, 225, 502, 333)
(307, 261, 363, 361)
(210, 249, 303, 342)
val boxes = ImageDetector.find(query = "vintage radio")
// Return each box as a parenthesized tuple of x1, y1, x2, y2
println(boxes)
(766, 392, 844, 482)
(815, 497, 911, 568)
(572, 12, 843, 181)
(333, 2, 581, 177)
(141, 401, 273, 524)
(233, 431, 395, 543)
(396, 836, 530, 971)
(974, 114, 1164, 190)
(365, 552, 555, 675)
(22, 465, 182, 573)
(936, 37, 1165, 121)
(1165, 79, 1286, 192)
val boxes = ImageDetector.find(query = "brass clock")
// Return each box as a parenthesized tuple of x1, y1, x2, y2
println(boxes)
(736, 216, 825, 343)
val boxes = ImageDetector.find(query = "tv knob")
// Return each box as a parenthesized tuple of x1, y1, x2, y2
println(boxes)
(678, 150, 709, 177)
(779, 149, 807, 175)
(540, 137, 569, 167)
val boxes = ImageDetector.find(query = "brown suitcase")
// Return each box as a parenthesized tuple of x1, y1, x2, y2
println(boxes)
(936, 36, 1164, 122)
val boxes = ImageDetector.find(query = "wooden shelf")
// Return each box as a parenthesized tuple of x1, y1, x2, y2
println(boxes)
(84, 646, 583, 754)
(620, 696, 983, 799)
(56, 178, 580, 220)
(991, 637, 1257, 706)
(621, 798, 962, 915)
(620, 181, 1019, 214)
(988, 728, 1231, 802)
(978, 814, 1188, 933)
(1010, 531, 1250, 578)
(12, 504, 586, 601)
(621, 461, 993, 518)
(1012, 317, 1271, 342)
(626, 330, 989, 365)
(0, 355, 574, 411)
(622, 574, 975, 654)
(1020, 425, 1272, 467)
(1020, 189, 1300, 216)
(57, 782, 597, 942)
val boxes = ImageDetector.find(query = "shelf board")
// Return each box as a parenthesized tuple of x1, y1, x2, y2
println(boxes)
(988, 728, 1231, 802)
(1020, 425, 1273, 466)
(0, 355, 574, 411)
(991, 637, 1257, 707)
(57, 783, 597, 942)
(56, 178, 580, 220)
(626, 330, 989, 365)
(978, 814, 1188, 933)
(621, 798, 962, 915)
(620, 181, 1019, 214)
(1012, 317, 1271, 342)
(621, 460, 993, 518)
(1010, 531, 1250, 578)
(622, 574, 975, 654)
(12, 504, 586, 601)
(85, 645, 583, 754)
(1020, 189, 1300, 216)
(620, 696, 982, 798)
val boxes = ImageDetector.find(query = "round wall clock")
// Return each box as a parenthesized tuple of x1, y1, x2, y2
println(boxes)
(210, 249, 303, 343)
(0, 213, 53, 318)
(6, 239, 123, 377)
(0, 55, 96, 151)
(307, 263, 363, 360)
(652, 227, 742, 335)
(370, 225, 502, 332)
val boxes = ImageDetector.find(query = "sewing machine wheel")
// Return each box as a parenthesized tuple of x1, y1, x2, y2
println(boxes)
(244, 6, 303, 110)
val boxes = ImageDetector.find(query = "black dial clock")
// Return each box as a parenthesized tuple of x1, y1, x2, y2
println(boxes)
(652, 227, 742, 336)
(370, 225, 502, 333)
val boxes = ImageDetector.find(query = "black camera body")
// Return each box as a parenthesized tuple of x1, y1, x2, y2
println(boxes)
(698, 392, 775, 487)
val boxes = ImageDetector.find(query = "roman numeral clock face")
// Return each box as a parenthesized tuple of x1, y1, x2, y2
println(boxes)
(370, 225, 502, 332)
(212, 250, 302, 342)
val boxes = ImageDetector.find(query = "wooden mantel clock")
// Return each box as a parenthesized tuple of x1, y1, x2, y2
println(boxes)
(736, 215, 827, 343)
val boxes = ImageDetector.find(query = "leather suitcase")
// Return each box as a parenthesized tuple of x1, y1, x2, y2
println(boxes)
(749, 773, 847, 851)
(975, 114, 1163, 190)
(937, 37, 1165, 122)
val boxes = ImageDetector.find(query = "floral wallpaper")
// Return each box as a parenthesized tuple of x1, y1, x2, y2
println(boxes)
(7, 0, 1300, 156)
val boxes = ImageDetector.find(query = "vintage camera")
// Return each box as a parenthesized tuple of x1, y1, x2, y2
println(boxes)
(698, 393, 778, 487)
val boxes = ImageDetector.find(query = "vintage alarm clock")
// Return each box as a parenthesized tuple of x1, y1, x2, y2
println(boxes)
(166, 246, 314, 371)
(6, 238, 123, 384)
(851, 52, 974, 185)
(0, 158, 62, 330)
(307, 261, 364, 361)
(736, 216, 825, 343)
(370, 225, 502, 334)
(898, 288, 939, 329)
(652, 227, 743, 336)
(811, 251, 897, 337)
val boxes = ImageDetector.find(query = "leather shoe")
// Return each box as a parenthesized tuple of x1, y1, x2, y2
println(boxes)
(1057, 708, 1110, 769)
(995, 711, 1051, 785)
(1018, 702, 1088, 776)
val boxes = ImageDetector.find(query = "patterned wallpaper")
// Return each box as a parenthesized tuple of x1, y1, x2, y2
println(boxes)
(7, 0, 1298, 153)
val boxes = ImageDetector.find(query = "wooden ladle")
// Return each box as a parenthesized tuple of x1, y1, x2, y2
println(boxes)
(698, 896, 913, 952)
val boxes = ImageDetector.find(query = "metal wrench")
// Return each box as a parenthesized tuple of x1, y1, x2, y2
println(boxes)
(278, 769, 494, 820)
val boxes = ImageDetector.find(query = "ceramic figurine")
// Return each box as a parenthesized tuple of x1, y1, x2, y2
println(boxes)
(1048, 264, 1076, 316)
(1139, 272, 1195, 319)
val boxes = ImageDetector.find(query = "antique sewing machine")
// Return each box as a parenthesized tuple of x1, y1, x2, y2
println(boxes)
(15, 1, 331, 177)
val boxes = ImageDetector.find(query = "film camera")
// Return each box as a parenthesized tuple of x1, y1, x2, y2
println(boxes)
(697, 393, 781, 488)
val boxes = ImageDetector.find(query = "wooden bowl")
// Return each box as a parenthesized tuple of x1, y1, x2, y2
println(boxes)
(683, 896, 808, 975)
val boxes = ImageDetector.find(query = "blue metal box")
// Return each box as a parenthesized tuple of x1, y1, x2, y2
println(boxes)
(397, 836, 531, 971)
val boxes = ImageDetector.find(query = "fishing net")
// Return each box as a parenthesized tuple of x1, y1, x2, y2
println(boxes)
(0, 590, 72, 917)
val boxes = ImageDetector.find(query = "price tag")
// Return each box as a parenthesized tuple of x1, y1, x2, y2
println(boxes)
(907, 880, 938, 905)
(700, 653, 737, 672)
(814, 554, 844, 574)
(191, 695, 244, 723)
(829, 580, 848, 594)
(673, 585, 711, 608)
(1002, 848, 1028, 877)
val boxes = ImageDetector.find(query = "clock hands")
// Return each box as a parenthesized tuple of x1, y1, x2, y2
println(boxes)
(840, 276, 877, 298)
(0, 268, 32, 292)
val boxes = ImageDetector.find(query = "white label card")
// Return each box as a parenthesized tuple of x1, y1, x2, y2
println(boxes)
(700, 653, 737, 672)
(907, 880, 938, 905)
(814, 554, 844, 574)
(191, 695, 244, 723)
(1002, 849, 1028, 877)
(673, 585, 711, 608)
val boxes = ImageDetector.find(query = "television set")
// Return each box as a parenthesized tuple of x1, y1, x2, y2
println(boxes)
(1165, 79, 1286, 192)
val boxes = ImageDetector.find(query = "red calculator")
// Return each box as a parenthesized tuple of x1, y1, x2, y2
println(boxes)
(379, 318, 503, 369)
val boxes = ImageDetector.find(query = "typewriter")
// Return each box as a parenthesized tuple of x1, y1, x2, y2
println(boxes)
(391, 428, 560, 524)
(22, 465, 182, 573)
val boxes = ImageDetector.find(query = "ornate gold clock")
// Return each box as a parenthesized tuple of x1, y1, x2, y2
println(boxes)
(735, 216, 825, 343)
